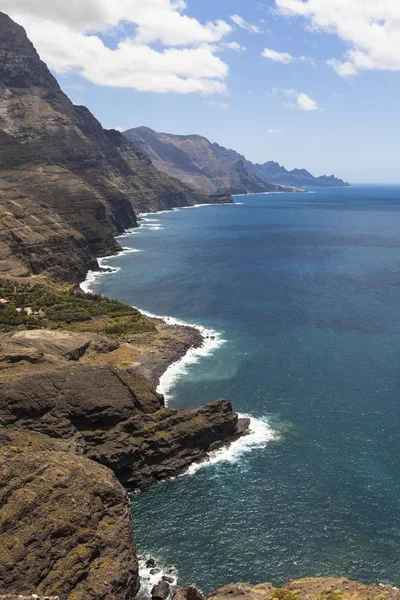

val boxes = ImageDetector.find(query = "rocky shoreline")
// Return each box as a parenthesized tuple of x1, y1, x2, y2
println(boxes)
(128, 317, 204, 390)
(0, 289, 250, 597)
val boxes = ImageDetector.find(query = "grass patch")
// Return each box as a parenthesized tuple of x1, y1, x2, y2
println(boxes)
(0, 279, 155, 336)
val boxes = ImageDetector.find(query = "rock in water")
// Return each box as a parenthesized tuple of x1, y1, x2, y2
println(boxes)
(173, 587, 205, 600)
(152, 581, 171, 600)
(146, 558, 157, 568)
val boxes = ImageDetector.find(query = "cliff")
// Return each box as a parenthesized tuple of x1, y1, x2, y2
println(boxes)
(0, 282, 249, 598)
(0, 429, 139, 600)
(0, 280, 248, 489)
(124, 127, 297, 195)
(0, 12, 231, 282)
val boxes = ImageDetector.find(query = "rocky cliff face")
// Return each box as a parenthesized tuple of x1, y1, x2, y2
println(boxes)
(0, 12, 229, 282)
(248, 161, 349, 188)
(0, 328, 248, 490)
(0, 283, 249, 599)
(0, 429, 139, 600)
(124, 127, 295, 195)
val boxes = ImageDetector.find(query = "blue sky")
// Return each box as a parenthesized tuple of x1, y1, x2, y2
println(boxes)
(3, 0, 400, 183)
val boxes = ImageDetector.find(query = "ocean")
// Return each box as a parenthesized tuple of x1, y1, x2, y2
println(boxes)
(83, 186, 400, 593)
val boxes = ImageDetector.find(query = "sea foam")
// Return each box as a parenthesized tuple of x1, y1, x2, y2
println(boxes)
(138, 556, 178, 598)
(140, 309, 226, 404)
(183, 415, 277, 476)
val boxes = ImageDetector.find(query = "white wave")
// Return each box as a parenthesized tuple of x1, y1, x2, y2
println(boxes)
(182, 203, 213, 209)
(120, 247, 141, 254)
(138, 556, 178, 597)
(234, 202, 244, 205)
(79, 250, 134, 293)
(115, 230, 139, 239)
(139, 309, 226, 405)
(80, 269, 105, 293)
(183, 415, 277, 476)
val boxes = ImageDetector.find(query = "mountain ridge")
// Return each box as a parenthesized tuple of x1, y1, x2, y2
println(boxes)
(0, 12, 230, 283)
(249, 160, 350, 188)
(124, 126, 302, 195)
(124, 126, 349, 193)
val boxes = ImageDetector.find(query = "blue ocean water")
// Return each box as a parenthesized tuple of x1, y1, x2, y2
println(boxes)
(87, 187, 400, 591)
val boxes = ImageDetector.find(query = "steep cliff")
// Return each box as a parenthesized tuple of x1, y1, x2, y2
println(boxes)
(0, 429, 139, 600)
(0, 12, 229, 282)
(124, 127, 295, 195)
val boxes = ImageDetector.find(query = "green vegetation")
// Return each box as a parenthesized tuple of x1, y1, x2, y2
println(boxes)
(0, 279, 155, 336)
(320, 594, 343, 600)
(270, 590, 301, 600)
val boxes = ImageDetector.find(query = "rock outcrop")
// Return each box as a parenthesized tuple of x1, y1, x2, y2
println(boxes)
(0, 12, 231, 282)
(0, 430, 139, 600)
(0, 328, 249, 490)
(124, 127, 298, 196)
(205, 579, 400, 600)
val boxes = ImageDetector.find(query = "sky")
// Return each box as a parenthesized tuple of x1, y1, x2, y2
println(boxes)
(2, 0, 400, 183)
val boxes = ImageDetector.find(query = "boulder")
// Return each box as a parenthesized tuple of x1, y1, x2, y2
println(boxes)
(152, 581, 171, 600)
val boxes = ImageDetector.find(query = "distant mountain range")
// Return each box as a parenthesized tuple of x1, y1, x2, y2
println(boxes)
(124, 127, 306, 196)
(124, 127, 349, 195)
(249, 161, 349, 188)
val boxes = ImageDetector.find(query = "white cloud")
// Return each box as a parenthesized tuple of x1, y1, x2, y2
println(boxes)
(114, 126, 124, 132)
(261, 48, 315, 64)
(1, 0, 232, 94)
(275, 0, 400, 77)
(224, 41, 246, 52)
(262, 48, 294, 63)
(271, 87, 319, 110)
(230, 14, 263, 34)
(296, 92, 318, 111)
(268, 128, 283, 134)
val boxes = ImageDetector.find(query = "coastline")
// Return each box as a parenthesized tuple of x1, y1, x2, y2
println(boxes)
(79, 202, 277, 476)
(80, 202, 233, 398)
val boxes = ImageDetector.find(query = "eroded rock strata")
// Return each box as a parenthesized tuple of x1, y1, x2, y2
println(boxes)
(0, 324, 249, 598)
(0, 429, 138, 600)
(0, 12, 231, 282)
